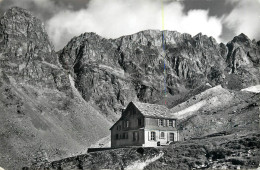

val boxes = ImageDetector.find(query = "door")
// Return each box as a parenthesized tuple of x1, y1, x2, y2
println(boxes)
(169, 133, 174, 142)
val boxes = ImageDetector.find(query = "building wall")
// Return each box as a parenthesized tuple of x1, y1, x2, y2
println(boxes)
(111, 103, 145, 148)
(145, 117, 177, 130)
(111, 129, 144, 147)
(143, 129, 179, 147)
(144, 117, 179, 147)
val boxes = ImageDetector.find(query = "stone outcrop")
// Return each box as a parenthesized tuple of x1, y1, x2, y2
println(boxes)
(225, 33, 260, 90)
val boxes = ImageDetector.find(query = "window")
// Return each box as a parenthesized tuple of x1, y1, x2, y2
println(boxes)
(159, 119, 163, 126)
(160, 132, 165, 139)
(138, 118, 142, 126)
(132, 109, 136, 115)
(122, 132, 128, 139)
(133, 131, 139, 141)
(116, 134, 119, 140)
(169, 120, 175, 127)
(123, 121, 129, 128)
(169, 120, 173, 126)
(117, 125, 121, 131)
(151, 132, 156, 141)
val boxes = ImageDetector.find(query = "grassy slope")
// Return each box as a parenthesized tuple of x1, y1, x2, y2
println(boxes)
(0, 74, 111, 169)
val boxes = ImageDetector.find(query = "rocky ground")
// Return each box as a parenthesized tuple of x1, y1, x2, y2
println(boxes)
(28, 147, 162, 169)
(171, 86, 260, 141)
(26, 132, 260, 170)
(146, 132, 260, 170)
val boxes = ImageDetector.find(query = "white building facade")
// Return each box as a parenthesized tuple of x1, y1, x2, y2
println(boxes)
(110, 101, 179, 148)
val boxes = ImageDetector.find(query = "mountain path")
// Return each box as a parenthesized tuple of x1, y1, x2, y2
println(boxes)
(125, 152, 164, 170)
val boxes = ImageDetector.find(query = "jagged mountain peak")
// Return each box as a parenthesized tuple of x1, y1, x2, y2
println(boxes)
(235, 33, 250, 41)
(0, 7, 68, 90)
(0, 6, 55, 53)
(228, 33, 252, 47)
(3, 6, 34, 18)
(226, 32, 260, 73)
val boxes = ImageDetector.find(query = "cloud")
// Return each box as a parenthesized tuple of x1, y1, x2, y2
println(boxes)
(223, 0, 260, 41)
(0, 0, 60, 20)
(46, 0, 223, 50)
(176, 10, 222, 40)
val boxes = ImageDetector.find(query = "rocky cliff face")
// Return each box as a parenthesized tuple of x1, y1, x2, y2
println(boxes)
(0, 7, 111, 170)
(225, 33, 260, 90)
(0, 7, 70, 91)
(59, 30, 260, 120)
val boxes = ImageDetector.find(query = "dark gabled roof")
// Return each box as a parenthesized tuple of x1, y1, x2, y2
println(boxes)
(109, 101, 177, 130)
(132, 101, 177, 119)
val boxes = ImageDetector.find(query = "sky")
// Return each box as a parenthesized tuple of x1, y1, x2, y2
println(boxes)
(0, 0, 259, 50)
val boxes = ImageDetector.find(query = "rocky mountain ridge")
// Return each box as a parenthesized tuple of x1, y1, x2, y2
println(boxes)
(59, 29, 260, 121)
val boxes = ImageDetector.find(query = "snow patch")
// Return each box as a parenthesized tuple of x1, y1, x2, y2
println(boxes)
(68, 74, 86, 103)
(170, 85, 233, 119)
(241, 85, 260, 93)
(206, 83, 212, 87)
(99, 64, 125, 78)
(41, 61, 60, 69)
(171, 100, 207, 119)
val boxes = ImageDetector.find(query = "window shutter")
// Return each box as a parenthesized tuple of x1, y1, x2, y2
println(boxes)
(157, 119, 160, 126)
(163, 119, 166, 126)
(167, 120, 169, 126)
(148, 131, 150, 141)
